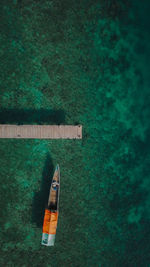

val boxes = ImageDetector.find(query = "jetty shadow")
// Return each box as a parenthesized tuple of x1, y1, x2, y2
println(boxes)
(0, 108, 65, 124)
(32, 153, 54, 227)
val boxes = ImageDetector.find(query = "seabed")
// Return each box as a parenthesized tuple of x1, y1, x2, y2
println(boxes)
(0, 0, 150, 266)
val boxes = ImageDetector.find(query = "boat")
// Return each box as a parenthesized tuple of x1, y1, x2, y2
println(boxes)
(41, 164, 60, 246)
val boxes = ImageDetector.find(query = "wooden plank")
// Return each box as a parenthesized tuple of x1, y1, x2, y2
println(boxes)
(0, 125, 82, 139)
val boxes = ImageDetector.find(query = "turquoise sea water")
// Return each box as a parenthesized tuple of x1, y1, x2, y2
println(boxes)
(0, 0, 150, 266)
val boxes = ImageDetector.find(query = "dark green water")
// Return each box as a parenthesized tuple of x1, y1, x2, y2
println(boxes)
(0, 0, 150, 266)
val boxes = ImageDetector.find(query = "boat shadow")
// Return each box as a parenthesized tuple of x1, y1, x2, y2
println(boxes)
(32, 153, 54, 227)
(0, 108, 65, 124)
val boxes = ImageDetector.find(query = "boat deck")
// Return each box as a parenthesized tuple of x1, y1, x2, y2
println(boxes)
(48, 166, 60, 211)
(0, 125, 82, 139)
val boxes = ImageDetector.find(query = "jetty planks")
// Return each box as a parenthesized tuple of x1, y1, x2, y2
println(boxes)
(0, 125, 82, 139)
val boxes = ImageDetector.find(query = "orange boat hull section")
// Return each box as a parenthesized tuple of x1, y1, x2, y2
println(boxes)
(42, 209, 58, 235)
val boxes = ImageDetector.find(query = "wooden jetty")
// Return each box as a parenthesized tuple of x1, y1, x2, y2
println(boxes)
(0, 125, 82, 139)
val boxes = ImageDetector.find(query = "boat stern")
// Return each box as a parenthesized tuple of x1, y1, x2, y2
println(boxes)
(41, 233, 56, 246)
